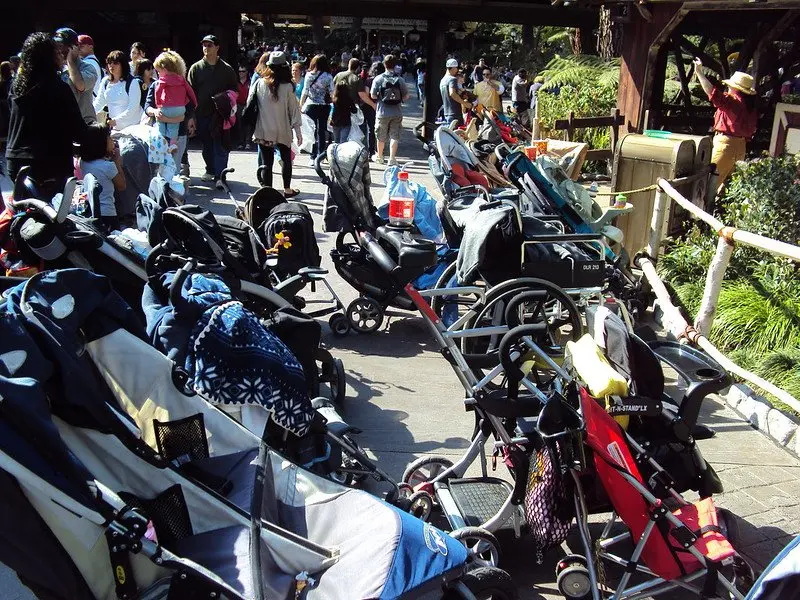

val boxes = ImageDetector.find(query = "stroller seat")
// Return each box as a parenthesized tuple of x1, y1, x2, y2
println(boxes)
(672, 498, 737, 571)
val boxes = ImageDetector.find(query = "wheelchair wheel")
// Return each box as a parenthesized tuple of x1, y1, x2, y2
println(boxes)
(462, 277, 582, 362)
(451, 527, 501, 568)
(329, 313, 351, 337)
(347, 297, 383, 333)
(429, 259, 480, 321)
(402, 456, 454, 488)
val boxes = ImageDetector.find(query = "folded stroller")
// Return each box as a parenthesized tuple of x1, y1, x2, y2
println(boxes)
(532, 386, 753, 600)
(0, 272, 517, 599)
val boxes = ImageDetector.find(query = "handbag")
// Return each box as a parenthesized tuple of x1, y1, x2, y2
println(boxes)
(241, 84, 260, 129)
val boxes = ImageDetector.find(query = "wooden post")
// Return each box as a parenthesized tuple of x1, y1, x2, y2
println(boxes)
(423, 18, 446, 139)
(694, 236, 734, 336)
(617, 3, 684, 132)
(566, 111, 575, 141)
(646, 187, 670, 259)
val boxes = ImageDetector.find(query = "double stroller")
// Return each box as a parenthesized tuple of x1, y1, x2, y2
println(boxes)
(1, 168, 346, 404)
(348, 220, 751, 598)
(0, 269, 517, 600)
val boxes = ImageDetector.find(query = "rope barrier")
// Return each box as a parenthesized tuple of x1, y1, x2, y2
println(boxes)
(594, 184, 659, 196)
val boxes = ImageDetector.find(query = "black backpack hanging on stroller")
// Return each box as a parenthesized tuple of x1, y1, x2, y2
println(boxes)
(261, 202, 321, 279)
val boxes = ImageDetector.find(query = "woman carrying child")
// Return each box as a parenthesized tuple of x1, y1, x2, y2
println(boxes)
(152, 51, 198, 153)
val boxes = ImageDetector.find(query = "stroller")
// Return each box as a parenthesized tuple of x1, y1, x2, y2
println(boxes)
(349, 221, 731, 566)
(230, 170, 348, 335)
(0, 271, 516, 600)
(533, 384, 752, 599)
(315, 142, 454, 333)
(3, 172, 346, 404)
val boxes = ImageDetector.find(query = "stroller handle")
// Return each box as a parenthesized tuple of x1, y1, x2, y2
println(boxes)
(168, 259, 197, 313)
(313, 153, 329, 183)
(359, 231, 398, 275)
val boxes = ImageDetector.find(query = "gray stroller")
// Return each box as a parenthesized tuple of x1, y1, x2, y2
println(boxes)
(0, 269, 518, 599)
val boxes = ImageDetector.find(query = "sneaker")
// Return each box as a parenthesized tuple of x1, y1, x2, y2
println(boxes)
(387, 157, 397, 166)
(168, 144, 178, 154)
(215, 179, 225, 191)
(375, 155, 385, 164)
(201, 172, 214, 182)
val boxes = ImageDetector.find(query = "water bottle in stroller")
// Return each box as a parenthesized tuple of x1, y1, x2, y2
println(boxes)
(388, 170, 415, 227)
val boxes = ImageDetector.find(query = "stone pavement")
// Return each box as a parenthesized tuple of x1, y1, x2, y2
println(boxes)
(3, 100, 799, 599)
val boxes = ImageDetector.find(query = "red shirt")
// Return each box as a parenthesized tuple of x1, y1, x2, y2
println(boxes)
(236, 80, 250, 106)
(709, 86, 757, 139)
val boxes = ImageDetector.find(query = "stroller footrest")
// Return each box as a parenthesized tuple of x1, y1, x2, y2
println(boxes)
(443, 477, 515, 529)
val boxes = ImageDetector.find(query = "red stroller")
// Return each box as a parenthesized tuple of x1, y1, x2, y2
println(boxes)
(535, 385, 753, 599)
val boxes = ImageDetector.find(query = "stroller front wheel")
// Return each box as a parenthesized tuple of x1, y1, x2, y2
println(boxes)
(329, 313, 351, 337)
(449, 566, 518, 600)
(556, 557, 592, 599)
(451, 527, 501, 568)
(347, 297, 384, 333)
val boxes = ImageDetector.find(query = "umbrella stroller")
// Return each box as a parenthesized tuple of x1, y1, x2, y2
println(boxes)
(0, 276, 517, 599)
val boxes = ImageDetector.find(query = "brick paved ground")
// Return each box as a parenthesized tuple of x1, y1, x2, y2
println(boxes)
(2, 97, 798, 599)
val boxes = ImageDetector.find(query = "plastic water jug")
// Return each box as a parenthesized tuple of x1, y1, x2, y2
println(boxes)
(388, 171, 415, 227)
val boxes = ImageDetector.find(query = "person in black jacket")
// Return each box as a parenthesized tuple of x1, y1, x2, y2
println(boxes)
(5, 32, 87, 188)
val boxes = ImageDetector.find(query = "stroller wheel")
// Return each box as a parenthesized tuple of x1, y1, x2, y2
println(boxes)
(331, 358, 346, 404)
(346, 297, 383, 333)
(556, 560, 592, 599)
(402, 456, 454, 488)
(451, 527, 501, 568)
(329, 313, 351, 337)
(408, 490, 434, 521)
(451, 567, 518, 600)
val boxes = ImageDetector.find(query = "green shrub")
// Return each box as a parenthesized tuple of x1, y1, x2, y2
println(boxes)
(535, 55, 619, 150)
(709, 280, 800, 355)
(657, 227, 716, 286)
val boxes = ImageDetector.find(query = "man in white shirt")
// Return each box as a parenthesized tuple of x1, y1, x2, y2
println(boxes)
(77, 34, 104, 98)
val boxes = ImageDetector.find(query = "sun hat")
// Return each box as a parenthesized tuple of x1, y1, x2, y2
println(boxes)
(722, 71, 756, 95)
(77, 34, 94, 46)
(53, 28, 79, 47)
(446, 58, 458, 68)
(267, 51, 288, 66)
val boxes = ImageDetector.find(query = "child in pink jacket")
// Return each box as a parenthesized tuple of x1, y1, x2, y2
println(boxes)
(153, 51, 198, 151)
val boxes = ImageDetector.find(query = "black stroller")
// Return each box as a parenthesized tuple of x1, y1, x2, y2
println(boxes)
(0, 270, 518, 600)
(2, 171, 346, 404)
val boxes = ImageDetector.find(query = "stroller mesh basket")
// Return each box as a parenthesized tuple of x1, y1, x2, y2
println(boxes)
(524, 444, 574, 563)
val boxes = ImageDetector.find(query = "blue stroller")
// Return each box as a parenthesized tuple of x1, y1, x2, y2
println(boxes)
(0, 269, 518, 599)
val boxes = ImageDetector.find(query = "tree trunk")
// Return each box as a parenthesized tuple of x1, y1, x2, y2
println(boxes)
(597, 6, 623, 59)
(522, 24, 534, 47)
(570, 28, 596, 56)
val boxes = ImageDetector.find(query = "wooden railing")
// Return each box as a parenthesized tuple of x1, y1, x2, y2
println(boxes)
(642, 179, 800, 412)
(552, 108, 625, 162)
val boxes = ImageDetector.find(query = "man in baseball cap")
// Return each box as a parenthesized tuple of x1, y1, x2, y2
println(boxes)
(440, 58, 470, 126)
(53, 27, 97, 123)
(77, 34, 103, 97)
(187, 33, 237, 188)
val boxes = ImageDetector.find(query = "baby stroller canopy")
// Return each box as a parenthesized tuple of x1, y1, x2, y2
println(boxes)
(327, 142, 380, 231)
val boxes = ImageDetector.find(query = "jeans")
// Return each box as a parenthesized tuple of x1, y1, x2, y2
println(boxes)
(196, 115, 229, 178)
(157, 106, 186, 143)
(305, 104, 330, 159)
(259, 143, 292, 189)
(417, 82, 425, 104)
(360, 103, 377, 155)
(332, 125, 351, 144)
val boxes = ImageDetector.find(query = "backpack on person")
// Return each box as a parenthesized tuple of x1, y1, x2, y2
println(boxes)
(261, 202, 321, 278)
(379, 74, 403, 105)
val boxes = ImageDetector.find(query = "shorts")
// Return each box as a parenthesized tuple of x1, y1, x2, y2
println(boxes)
(375, 115, 403, 142)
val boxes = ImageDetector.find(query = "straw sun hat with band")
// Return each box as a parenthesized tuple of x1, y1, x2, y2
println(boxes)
(722, 71, 756, 96)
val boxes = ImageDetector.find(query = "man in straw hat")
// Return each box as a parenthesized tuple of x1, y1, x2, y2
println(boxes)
(694, 58, 758, 193)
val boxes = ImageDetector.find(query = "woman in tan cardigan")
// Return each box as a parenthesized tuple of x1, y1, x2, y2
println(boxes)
(250, 51, 302, 197)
